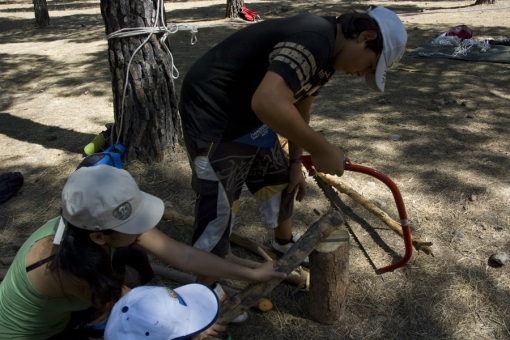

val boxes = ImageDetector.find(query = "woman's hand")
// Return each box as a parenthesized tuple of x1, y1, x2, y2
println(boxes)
(192, 323, 226, 340)
(251, 260, 287, 282)
(287, 162, 307, 202)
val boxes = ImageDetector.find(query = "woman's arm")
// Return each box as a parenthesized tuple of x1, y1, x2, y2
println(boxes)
(137, 228, 286, 282)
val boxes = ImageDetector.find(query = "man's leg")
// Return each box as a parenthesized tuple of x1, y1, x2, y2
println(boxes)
(183, 132, 256, 285)
(245, 137, 305, 256)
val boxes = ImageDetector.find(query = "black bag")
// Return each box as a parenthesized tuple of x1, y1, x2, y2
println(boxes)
(0, 172, 24, 205)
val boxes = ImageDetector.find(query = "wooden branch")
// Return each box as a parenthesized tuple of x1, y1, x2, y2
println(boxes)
(229, 232, 279, 260)
(162, 202, 281, 260)
(318, 172, 434, 256)
(225, 251, 309, 289)
(217, 209, 344, 325)
(162, 202, 195, 226)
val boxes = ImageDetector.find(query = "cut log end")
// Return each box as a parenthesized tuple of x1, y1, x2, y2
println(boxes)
(256, 298, 273, 312)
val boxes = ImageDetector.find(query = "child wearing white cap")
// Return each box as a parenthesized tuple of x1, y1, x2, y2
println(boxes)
(105, 284, 220, 340)
(0, 165, 286, 339)
(179, 6, 407, 322)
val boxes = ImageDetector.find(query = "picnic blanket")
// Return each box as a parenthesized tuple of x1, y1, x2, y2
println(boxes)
(408, 35, 510, 64)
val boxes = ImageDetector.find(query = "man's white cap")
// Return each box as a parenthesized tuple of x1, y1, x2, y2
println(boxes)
(104, 284, 220, 340)
(54, 165, 164, 244)
(365, 6, 407, 92)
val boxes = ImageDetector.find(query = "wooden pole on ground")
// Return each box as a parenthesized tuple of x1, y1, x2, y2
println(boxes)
(217, 209, 344, 325)
(309, 229, 350, 324)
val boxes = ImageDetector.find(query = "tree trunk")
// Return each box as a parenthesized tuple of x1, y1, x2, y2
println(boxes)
(100, 0, 180, 163)
(225, 0, 244, 18)
(33, 0, 50, 28)
(309, 229, 349, 324)
(474, 0, 496, 4)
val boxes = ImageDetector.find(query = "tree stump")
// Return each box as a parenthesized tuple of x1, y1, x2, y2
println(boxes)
(217, 209, 344, 325)
(309, 229, 349, 324)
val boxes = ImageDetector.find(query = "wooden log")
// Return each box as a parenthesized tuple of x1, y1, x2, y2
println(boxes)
(217, 209, 344, 325)
(318, 172, 434, 255)
(309, 229, 349, 324)
(229, 232, 279, 260)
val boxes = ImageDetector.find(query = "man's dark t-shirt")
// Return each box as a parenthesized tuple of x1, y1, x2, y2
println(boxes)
(179, 14, 337, 142)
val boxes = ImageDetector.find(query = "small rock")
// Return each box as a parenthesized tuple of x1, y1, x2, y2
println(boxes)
(494, 225, 503, 231)
(489, 253, 508, 266)
(84, 91, 89, 95)
(375, 315, 387, 323)
(479, 234, 484, 239)
(389, 134, 401, 141)
(81, 24, 86, 27)
(467, 113, 475, 119)
(469, 194, 477, 201)
(313, 208, 321, 216)
(425, 216, 432, 221)
(377, 98, 387, 104)
(461, 101, 467, 106)
(479, 222, 488, 230)
(453, 230, 464, 239)
(372, 199, 387, 209)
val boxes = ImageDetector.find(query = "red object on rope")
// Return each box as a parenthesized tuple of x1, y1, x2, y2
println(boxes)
(300, 155, 413, 274)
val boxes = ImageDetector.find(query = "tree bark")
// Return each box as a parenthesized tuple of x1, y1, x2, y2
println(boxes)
(309, 229, 349, 324)
(33, 0, 50, 28)
(225, 0, 244, 18)
(100, 0, 180, 163)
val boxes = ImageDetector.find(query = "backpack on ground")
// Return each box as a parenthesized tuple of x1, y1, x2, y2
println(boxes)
(77, 144, 126, 170)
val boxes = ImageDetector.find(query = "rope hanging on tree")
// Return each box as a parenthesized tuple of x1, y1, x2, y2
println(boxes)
(105, 0, 255, 144)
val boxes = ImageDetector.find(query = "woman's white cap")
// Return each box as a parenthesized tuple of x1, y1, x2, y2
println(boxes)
(365, 6, 408, 92)
(54, 165, 164, 244)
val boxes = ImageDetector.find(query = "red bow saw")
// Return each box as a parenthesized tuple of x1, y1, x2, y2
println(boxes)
(300, 155, 413, 274)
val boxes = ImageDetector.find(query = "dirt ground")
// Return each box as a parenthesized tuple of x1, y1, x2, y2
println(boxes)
(1, 0, 510, 339)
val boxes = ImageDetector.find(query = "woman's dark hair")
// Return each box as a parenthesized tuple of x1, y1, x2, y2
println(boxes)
(337, 9, 383, 55)
(49, 223, 123, 308)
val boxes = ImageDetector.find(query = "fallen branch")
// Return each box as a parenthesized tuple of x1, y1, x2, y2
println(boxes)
(163, 202, 280, 260)
(318, 172, 433, 255)
(225, 250, 309, 290)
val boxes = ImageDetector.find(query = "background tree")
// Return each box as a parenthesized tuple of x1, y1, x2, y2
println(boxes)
(33, 0, 50, 27)
(226, 0, 244, 18)
(100, 0, 180, 163)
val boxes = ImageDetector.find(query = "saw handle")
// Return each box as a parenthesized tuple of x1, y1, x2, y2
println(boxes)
(300, 155, 413, 274)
